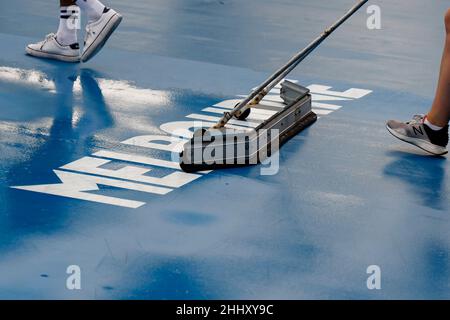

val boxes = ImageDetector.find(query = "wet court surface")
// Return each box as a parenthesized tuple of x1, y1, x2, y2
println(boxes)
(0, 0, 450, 299)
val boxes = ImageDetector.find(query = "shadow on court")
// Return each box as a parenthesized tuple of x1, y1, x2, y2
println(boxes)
(383, 150, 448, 212)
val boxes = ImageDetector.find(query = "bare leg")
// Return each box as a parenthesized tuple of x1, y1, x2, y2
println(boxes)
(60, 0, 76, 6)
(427, 9, 450, 127)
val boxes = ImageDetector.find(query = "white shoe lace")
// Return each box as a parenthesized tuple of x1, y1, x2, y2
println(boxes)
(36, 33, 56, 49)
(84, 26, 94, 46)
(406, 114, 425, 125)
(44, 33, 56, 43)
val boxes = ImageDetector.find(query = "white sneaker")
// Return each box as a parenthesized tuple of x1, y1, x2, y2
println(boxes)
(81, 8, 123, 63)
(26, 33, 80, 63)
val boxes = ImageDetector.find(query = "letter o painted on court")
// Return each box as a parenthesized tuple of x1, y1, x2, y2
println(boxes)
(366, 265, 381, 290)
(66, 265, 81, 290)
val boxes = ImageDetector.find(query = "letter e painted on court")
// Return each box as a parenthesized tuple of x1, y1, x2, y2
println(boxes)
(66, 265, 81, 290)
(308, 85, 372, 99)
(62, 156, 201, 188)
(366, 265, 381, 290)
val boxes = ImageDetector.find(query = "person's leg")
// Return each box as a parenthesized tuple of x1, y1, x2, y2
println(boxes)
(61, 0, 76, 6)
(427, 9, 450, 127)
(25, 0, 122, 63)
(57, 0, 79, 46)
(386, 10, 450, 155)
(75, 0, 106, 23)
(25, 0, 80, 62)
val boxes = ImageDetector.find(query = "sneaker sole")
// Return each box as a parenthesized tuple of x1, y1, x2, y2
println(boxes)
(25, 46, 80, 63)
(386, 125, 448, 156)
(81, 13, 122, 63)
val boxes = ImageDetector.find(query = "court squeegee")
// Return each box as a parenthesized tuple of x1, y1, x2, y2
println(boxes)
(179, 0, 369, 173)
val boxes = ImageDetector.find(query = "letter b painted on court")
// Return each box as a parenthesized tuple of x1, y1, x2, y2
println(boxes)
(66, 265, 81, 290)
(366, 265, 381, 290)
(366, 5, 381, 30)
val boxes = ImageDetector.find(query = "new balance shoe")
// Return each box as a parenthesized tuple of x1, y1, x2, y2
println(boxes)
(81, 7, 122, 62)
(386, 114, 449, 155)
(26, 33, 80, 63)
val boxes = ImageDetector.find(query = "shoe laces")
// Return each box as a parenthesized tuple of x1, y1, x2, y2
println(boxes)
(39, 33, 56, 48)
(85, 25, 96, 38)
(84, 26, 95, 46)
(45, 33, 56, 42)
(406, 114, 425, 125)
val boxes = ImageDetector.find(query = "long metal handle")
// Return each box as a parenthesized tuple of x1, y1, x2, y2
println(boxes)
(213, 0, 369, 129)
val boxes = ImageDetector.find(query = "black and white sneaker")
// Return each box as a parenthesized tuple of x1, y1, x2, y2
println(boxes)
(81, 7, 122, 62)
(386, 114, 449, 155)
(26, 33, 80, 63)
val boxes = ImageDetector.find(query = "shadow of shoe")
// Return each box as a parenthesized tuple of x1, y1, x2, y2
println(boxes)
(383, 150, 448, 211)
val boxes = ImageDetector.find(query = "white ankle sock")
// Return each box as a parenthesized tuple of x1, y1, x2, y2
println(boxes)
(76, 0, 105, 23)
(424, 117, 444, 131)
(56, 6, 78, 46)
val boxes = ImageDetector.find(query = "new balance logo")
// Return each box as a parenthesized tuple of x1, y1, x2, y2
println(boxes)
(413, 126, 424, 135)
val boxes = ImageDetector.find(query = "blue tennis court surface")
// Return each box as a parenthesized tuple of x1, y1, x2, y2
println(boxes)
(1, 0, 450, 299)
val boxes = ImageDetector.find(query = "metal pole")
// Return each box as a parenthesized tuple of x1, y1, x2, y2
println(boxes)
(213, 0, 369, 129)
